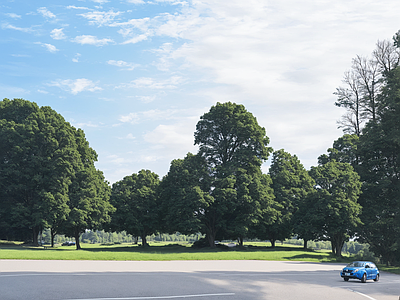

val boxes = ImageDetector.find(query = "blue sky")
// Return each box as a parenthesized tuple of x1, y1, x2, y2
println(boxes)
(1, 0, 400, 184)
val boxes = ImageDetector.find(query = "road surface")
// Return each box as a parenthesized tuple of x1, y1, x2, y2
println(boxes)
(0, 260, 399, 300)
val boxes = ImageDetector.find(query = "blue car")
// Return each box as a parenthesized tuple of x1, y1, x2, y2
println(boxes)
(340, 261, 380, 283)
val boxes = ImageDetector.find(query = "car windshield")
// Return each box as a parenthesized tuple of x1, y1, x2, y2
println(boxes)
(347, 262, 365, 267)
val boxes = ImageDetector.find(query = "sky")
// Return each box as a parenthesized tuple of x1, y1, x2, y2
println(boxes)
(1, 0, 400, 184)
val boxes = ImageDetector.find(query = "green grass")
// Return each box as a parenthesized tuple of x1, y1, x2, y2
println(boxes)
(379, 265, 400, 275)
(0, 241, 337, 262)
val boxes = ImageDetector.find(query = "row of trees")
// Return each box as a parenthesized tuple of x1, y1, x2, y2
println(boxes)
(109, 102, 362, 259)
(0, 98, 362, 260)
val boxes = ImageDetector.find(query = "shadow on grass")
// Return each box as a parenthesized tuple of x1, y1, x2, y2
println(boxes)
(283, 253, 336, 261)
(53, 244, 332, 256)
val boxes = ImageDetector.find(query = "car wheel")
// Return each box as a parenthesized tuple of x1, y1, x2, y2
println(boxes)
(344, 277, 349, 281)
(374, 274, 379, 282)
(361, 273, 367, 283)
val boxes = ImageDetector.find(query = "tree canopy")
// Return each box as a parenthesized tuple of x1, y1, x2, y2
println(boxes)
(195, 102, 271, 177)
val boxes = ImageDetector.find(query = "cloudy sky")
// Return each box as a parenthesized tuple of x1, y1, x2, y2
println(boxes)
(1, 0, 400, 183)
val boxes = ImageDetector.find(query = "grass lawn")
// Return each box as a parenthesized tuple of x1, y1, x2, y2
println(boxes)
(0, 240, 341, 262)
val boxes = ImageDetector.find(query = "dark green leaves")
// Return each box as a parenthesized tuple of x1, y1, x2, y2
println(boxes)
(110, 170, 159, 246)
(195, 102, 271, 176)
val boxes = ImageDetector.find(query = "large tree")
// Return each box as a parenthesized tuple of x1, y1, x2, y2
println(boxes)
(110, 169, 160, 247)
(0, 98, 114, 248)
(309, 161, 362, 257)
(267, 149, 316, 248)
(0, 98, 77, 245)
(357, 65, 400, 265)
(159, 153, 213, 236)
(333, 30, 400, 265)
(266, 150, 315, 247)
(193, 102, 272, 247)
(63, 167, 113, 250)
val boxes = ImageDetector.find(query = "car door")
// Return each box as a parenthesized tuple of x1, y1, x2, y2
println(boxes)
(370, 263, 377, 278)
(365, 263, 373, 279)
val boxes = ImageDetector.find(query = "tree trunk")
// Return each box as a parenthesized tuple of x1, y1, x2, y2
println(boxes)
(51, 228, 56, 247)
(331, 240, 336, 255)
(206, 231, 216, 248)
(303, 239, 308, 249)
(238, 237, 243, 247)
(141, 234, 147, 247)
(270, 239, 276, 248)
(74, 228, 81, 250)
(336, 240, 344, 257)
(331, 237, 344, 257)
(205, 212, 217, 248)
(32, 226, 39, 246)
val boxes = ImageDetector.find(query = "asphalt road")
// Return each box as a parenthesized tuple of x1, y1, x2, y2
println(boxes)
(1, 260, 399, 300)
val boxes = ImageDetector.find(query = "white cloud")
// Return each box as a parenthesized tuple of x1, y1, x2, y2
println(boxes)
(138, 95, 156, 103)
(11, 54, 30, 57)
(107, 60, 138, 70)
(154, 0, 188, 5)
(73, 121, 100, 128)
(79, 10, 122, 27)
(144, 123, 194, 146)
(121, 34, 148, 44)
(66, 5, 90, 10)
(36, 42, 59, 53)
(72, 53, 81, 62)
(73, 35, 114, 46)
(91, 0, 109, 4)
(0, 84, 30, 96)
(118, 76, 183, 89)
(119, 112, 139, 123)
(109, 17, 153, 44)
(1, 23, 35, 33)
(6, 13, 21, 19)
(116, 133, 136, 140)
(49, 78, 102, 94)
(156, 0, 400, 111)
(126, 0, 145, 4)
(151, 42, 174, 70)
(51, 28, 66, 40)
(37, 7, 56, 19)
(112, 17, 151, 33)
(119, 108, 186, 124)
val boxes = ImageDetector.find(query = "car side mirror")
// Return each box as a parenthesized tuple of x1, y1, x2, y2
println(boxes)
(365, 265, 369, 268)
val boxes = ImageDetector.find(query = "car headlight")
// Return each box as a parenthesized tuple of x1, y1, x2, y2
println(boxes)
(354, 269, 359, 272)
